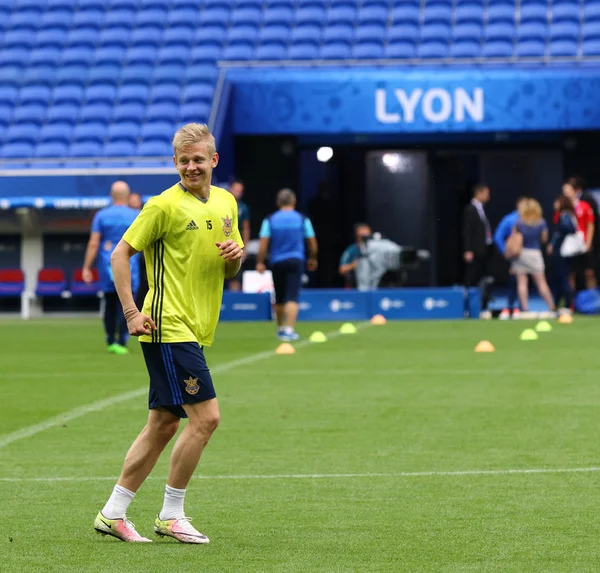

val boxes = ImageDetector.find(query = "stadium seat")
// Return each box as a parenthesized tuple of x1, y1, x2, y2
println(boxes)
(327, 6, 357, 25)
(263, 7, 294, 25)
(0, 49, 30, 67)
(69, 141, 103, 157)
(449, 40, 482, 58)
(291, 25, 322, 43)
(131, 26, 163, 48)
(0, 87, 18, 106)
(228, 25, 259, 43)
(388, 23, 419, 44)
(199, 7, 231, 27)
(167, 7, 201, 28)
(421, 23, 451, 43)
(183, 84, 215, 104)
(66, 27, 100, 50)
(352, 41, 385, 59)
(0, 269, 25, 298)
(127, 47, 159, 66)
(150, 84, 182, 105)
(19, 86, 51, 106)
(518, 22, 548, 42)
(324, 25, 354, 44)
(79, 0, 106, 10)
(79, 104, 112, 124)
(61, 47, 95, 67)
(386, 40, 417, 58)
(288, 42, 320, 59)
(56, 66, 89, 87)
(585, 3, 600, 23)
(22, 66, 56, 87)
(103, 141, 137, 157)
(41, 9, 73, 29)
(3, 30, 36, 50)
(146, 102, 180, 122)
(36, 27, 67, 48)
(357, 6, 389, 25)
(70, 269, 100, 297)
(520, 4, 548, 25)
(4, 124, 40, 145)
(35, 268, 67, 297)
(554, 3, 580, 24)
(355, 25, 386, 43)
(163, 27, 195, 48)
(117, 84, 149, 105)
(158, 46, 190, 66)
(221, 43, 254, 60)
(139, 0, 170, 8)
(13, 105, 46, 125)
(583, 21, 600, 41)
(105, 9, 136, 28)
(231, 7, 262, 26)
(88, 65, 121, 87)
(391, 5, 420, 24)
(179, 102, 211, 123)
(0, 142, 35, 158)
(136, 8, 169, 28)
(35, 142, 69, 158)
(29, 48, 61, 67)
(487, 4, 516, 24)
(140, 121, 172, 142)
(190, 43, 222, 63)
(195, 25, 228, 44)
(550, 21, 579, 42)
(454, 3, 485, 26)
(112, 103, 146, 123)
(39, 123, 73, 144)
(98, 27, 131, 49)
(485, 23, 516, 42)
(255, 43, 288, 60)
(73, 123, 107, 144)
(418, 40, 449, 58)
(260, 25, 291, 43)
(516, 39, 546, 57)
(47, 105, 78, 125)
(320, 41, 352, 59)
(548, 38, 578, 56)
(423, 4, 452, 25)
(72, 9, 105, 29)
(107, 122, 140, 143)
(94, 47, 127, 67)
(121, 65, 154, 85)
(0, 106, 12, 128)
(582, 38, 600, 55)
(296, 6, 327, 25)
(150, 63, 184, 85)
(184, 65, 219, 84)
(453, 23, 483, 42)
(482, 40, 514, 57)
(137, 140, 173, 156)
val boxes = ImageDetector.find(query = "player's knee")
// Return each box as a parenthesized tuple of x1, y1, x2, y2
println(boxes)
(150, 418, 180, 442)
(190, 412, 220, 437)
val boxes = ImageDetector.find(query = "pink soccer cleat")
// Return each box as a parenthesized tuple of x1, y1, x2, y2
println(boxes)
(94, 512, 152, 542)
(154, 516, 210, 544)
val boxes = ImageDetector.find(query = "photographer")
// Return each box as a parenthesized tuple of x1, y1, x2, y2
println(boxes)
(339, 223, 371, 288)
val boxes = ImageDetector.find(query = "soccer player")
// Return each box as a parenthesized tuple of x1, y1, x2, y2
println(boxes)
(93, 123, 243, 543)
(227, 179, 250, 291)
(256, 188, 318, 341)
(82, 181, 140, 355)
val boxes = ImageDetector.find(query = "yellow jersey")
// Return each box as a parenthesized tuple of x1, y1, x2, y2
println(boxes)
(123, 182, 243, 346)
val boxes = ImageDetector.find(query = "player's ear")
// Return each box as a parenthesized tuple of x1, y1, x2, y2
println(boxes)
(172, 154, 177, 168)
(212, 152, 219, 168)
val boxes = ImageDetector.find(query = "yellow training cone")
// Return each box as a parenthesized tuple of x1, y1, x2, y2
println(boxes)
(558, 313, 573, 324)
(520, 328, 539, 341)
(370, 314, 387, 325)
(474, 340, 495, 352)
(535, 320, 553, 333)
(339, 322, 357, 334)
(275, 342, 296, 354)
(309, 331, 327, 343)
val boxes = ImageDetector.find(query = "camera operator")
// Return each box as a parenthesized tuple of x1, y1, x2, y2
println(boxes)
(339, 223, 371, 288)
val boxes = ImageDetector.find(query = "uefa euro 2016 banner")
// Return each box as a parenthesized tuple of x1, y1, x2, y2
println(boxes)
(229, 68, 600, 134)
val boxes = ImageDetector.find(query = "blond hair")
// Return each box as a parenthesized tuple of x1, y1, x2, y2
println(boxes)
(172, 123, 216, 156)
(519, 198, 543, 225)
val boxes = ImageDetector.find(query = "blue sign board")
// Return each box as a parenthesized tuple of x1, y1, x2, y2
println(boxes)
(219, 292, 271, 321)
(298, 289, 371, 321)
(370, 288, 465, 320)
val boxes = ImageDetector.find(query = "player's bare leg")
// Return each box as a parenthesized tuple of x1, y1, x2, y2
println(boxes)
(280, 301, 300, 341)
(154, 399, 220, 544)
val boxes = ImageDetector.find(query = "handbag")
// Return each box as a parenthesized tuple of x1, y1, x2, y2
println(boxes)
(560, 230, 586, 257)
(505, 229, 523, 259)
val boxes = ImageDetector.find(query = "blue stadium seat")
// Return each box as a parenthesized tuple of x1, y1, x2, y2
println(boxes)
(23, 66, 56, 87)
(158, 46, 190, 66)
(582, 38, 600, 55)
(423, 4, 452, 24)
(231, 7, 262, 26)
(78, 0, 106, 10)
(29, 48, 61, 67)
(327, 6, 357, 25)
(516, 39, 546, 57)
(151, 84, 182, 105)
(391, 5, 420, 24)
(363, 0, 389, 8)
(0, 106, 12, 128)
(482, 40, 514, 57)
(4, 124, 39, 145)
(199, 7, 231, 27)
(298, 0, 325, 7)
(47, 104, 78, 125)
(19, 86, 51, 106)
(324, 25, 354, 43)
(184, 65, 219, 83)
(183, 83, 214, 104)
(106, 122, 140, 143)
(420, 23, 451, 42)
(418, 40, 448, 58)
(35, 142, 68, 158)
(450, 40, 481, 58)
(357, 5, 388, 25)
(255, 42, 287, 60)
(355, 25, 386, 42)
(126, 47, 158, 66)
(386, 40, 417, 58)
(228, 25, 259, 43)
(453, 23, 483, 42)
(260, 25, 291, 43)
(137, 140, 173, 156)
(320, 41, 352, 59)
(105, 9, 136, 28)
(518, 22, 547, 41)
(291, 25, 321, 43)
(98, 27, 131, 49)
(388, 23, 419, 43)
(36, 27, 66, 48)
(167, 7, 201, 28)
(195, 25, 227, 44)
(221, 43, 254, 60)
(190, 44, 223, 63)
(288, 42, 320, 59)
(583, 21, 600, 41)
(147, 102, 180, 122)
(66, 27, 100, 49)
(88, 65, 121, 86)
(549, 22, 578, 45)
(136, 8, 169, 28)
(52, 85, 84, 106)
(0, 87, 18, 106)
(103, 141, 137, 157)
(3, 31, 35, 50)
(1, 143, 34, 158)
(120, 65, 154, 85)
(554, 3, 580, 23)
(41, 9, 73, 29)
(131, 26, 164, 48)
(47, 0, 74, 8)
(485, 22, 515, 41)
(487, 6, 516, 26)
(352, 41, 384, 59)
(8, 10, 42, 32)
(13, 104, 46, 125)
(263, 7, 294, 25)
(204, 0, 231, 8)
(139, 0, 171, 9)
(140, 121, 172, 142)
(84, 85, 117, 106)
(163, 27, 195, 47)
(118, 84, 149, 105)
(112, 103, 146, 123)
(79, 104, 112, 124)
(94, 47, 127, 66)
(61, 47, 94, 67)
(56, 66, 88, 87)
(548, 38, 578, 56)
(68, 141, 103, 157)
(73, 123, 107, 144)
(39, 123, 73, 144)
(72, 9, 105, 29)
(520, 4, 547, 25)
(296, 6, 327, 25)
(156, 66, 187, 86)
(179, 102, 211, 123)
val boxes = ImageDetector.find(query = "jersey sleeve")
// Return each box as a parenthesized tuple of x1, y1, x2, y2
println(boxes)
(122, 199, 169, 252)
(303, 217, 316, 238)
(339, 246, 357, 266)
(91, 211, 102, 234)
(259, 218, 271, 238)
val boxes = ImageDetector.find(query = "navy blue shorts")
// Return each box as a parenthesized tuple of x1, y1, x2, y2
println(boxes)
(141, 342, 216, 419)
(271, 259, 303, 304)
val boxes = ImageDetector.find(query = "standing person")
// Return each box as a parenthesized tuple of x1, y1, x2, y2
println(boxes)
(128, 192, 143, 211)
(511, 199, 555, 314)
(82, 181, 140, 355)
(548, 195, 578, 313)
(338, 223, 372, 288)
(562, 177, 596, 290)
(227, 179, 250, 291)
(93, 123, 243, 544)
(256, 188, 318, 341)
(493, 196, 528, 320)
(463, 184, 492, 312)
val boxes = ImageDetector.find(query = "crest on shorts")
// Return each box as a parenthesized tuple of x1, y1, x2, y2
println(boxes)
(221, 215, 232, 237)
(184, 376, 200, 395)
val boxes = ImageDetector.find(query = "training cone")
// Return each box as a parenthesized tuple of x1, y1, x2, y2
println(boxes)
(339, 322, 357, 334)
(520, 328, 539, 341)
(275, 342, 296, 355)
(558, 313, 574, 324)
(370, 314, 387, 325)
(309, 331, 327, 343)
(535, 320, 553, 333)
(474, 340, 495, 353)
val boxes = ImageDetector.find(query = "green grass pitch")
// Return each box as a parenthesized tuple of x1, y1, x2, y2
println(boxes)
(1, 317, 600, 572)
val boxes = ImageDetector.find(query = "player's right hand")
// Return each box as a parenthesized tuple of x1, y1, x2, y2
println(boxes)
(82, 268, 93, 284)
(128, 313, 157, 336)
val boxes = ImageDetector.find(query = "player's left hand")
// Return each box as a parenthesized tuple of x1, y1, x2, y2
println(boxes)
(216, 240, 242, 261)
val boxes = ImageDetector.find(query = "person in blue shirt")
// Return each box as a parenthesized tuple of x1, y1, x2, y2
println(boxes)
(82, 181, 141, 354)
(339, 223, 371, 288)
(493, 196, 528, 319)
(256, 188, 318, 341)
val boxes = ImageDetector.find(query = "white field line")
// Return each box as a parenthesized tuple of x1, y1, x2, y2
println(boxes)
(0, 324, 370, 450)
(1, 466, 600, 483)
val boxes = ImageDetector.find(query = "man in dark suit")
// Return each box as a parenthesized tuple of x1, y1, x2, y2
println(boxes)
(463, 184, 492, 308)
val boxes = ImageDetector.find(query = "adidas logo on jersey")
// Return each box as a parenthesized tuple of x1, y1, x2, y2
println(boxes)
(186, 220, 199, 231)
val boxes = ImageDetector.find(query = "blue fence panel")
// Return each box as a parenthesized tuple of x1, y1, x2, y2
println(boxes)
(219, 292, 272, 321)
(298, 289, 371, 321)
(370, 288, 465, 320)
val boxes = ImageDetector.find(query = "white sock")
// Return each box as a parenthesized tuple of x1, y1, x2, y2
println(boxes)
(159, 485, 186, 521)
(283, 326, 293, 335)
(102, 484, 135, 520)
